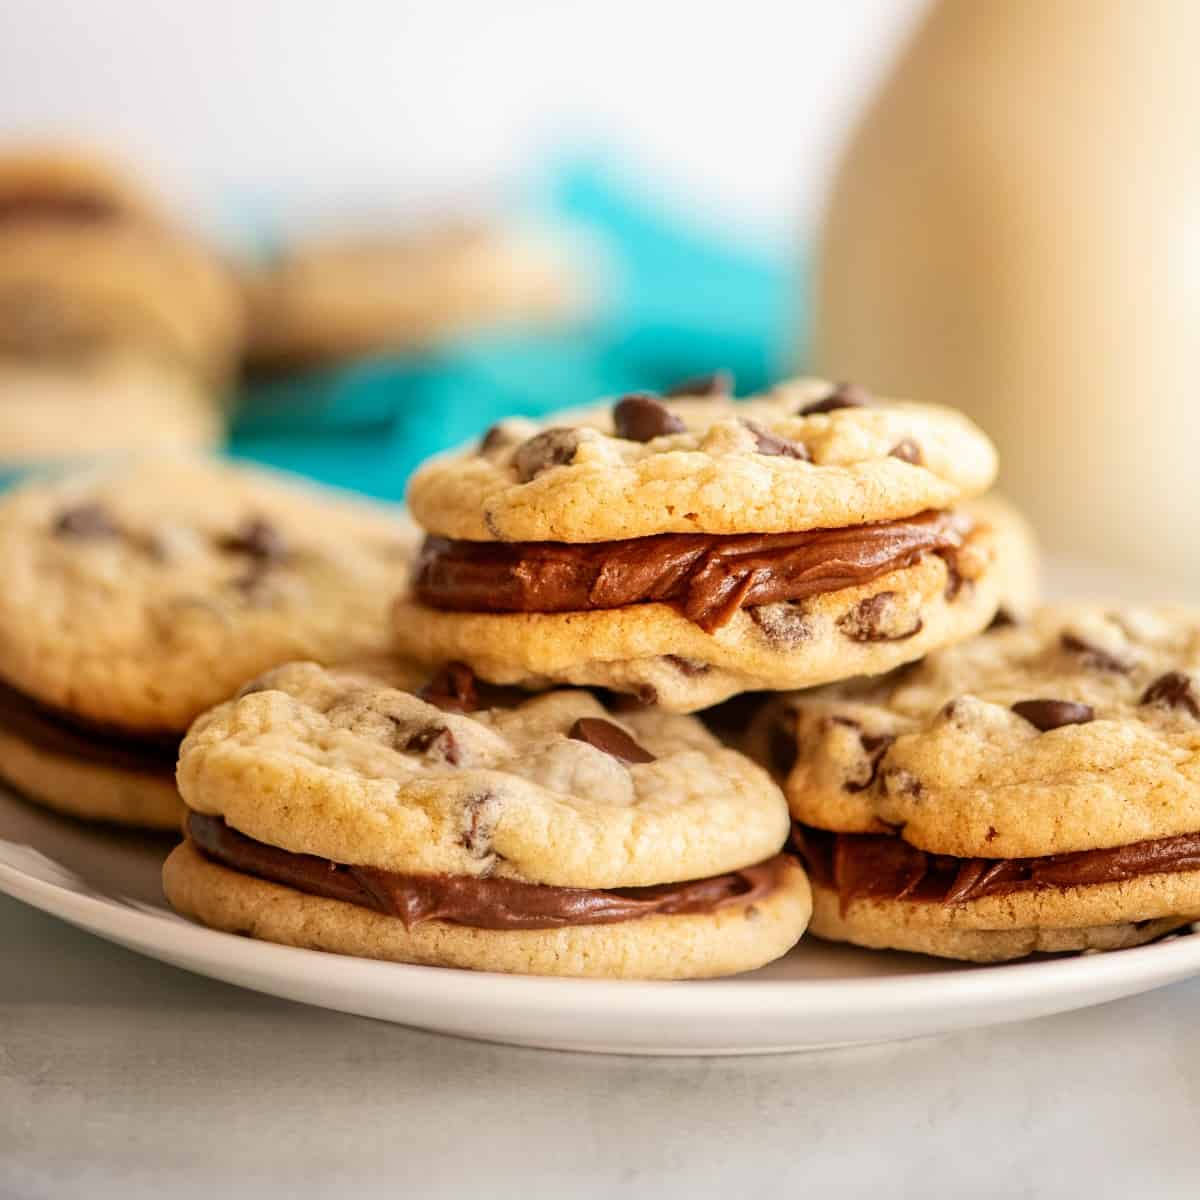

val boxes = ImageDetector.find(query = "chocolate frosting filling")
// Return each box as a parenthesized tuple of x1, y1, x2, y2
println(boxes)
(0, 677, 178, 775)
(189, 812, 786, 930)
(793, 823, 1200, 911)
(0, 191, 120, 225)
(415, 509, 971, 632)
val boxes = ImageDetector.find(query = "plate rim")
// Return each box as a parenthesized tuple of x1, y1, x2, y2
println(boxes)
(5, 845, 1200, 1020)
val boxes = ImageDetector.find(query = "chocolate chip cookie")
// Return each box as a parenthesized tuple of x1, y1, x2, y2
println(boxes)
(0, 350, 222, 463)
(0, 457, 417, 827)
(748, 604, 1200, 960)
(396, 381, 1034, 711)
(0, 147, 243, 384)
(164, 661, 811, 978)
(242, 223, 578, 370)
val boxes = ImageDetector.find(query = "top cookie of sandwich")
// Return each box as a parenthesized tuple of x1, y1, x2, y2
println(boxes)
(0, 147, 159, 224)
(178, 661, 789, 888)
(755, 604, 1200, 859)
(0, 458, 417, 735)
(407, 378, 998, 543)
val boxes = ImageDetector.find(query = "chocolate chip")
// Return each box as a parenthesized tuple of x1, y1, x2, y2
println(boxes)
(1059, 633, 1129, 674)
(460, 792, 501, 858)
(568, 717, 656, 764)
(222, 517, 287, 562)
(1011, 699, 1095, 731)
(403, 723, 461, 765)
(53, 503, 118, 539)
(888, 438, 923, 465)
(664, 654, 710, 677)
(419, 663, 480, 713)
(767, 711, 798, 777)
(1140, 671, 1200, 719)
(742, 419, 809, 460)
(478, 423, 514, 453)
(665, 369, 733, 398)
(748, 603, 812, 647)
(419, 663, 525, 714)
(828, 715, 895, 793)
(612, 394, 685, 442)
(798, 382, 872, 416)
(838, 593, 924, 642)
(605, 684, 659, 712)
(942, 550, 966, 602)
(222, 519, 287, 597)
(988, 608, 1018, 631)
(848, 733, 895, 793)
(512, 428, 582, 482)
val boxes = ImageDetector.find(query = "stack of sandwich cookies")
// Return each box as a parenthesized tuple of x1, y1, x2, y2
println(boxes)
(164, 661, 810, 979)
(0, 457, 416, 829)
(750, 605, 1200, 961)
(397, 377, 1028, 712)
(0, 148, 243, 460)
(0, 148, 242, 379)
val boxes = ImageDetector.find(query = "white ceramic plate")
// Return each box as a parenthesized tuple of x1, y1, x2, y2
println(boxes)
(2, 787, 1199, 1055)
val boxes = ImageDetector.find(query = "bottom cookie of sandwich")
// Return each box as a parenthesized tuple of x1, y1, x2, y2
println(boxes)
(793, 825, 1200, 963)
(164, 835, 812, 980)
(0, 681, 182, 829)
(805, 880, 1191, 963)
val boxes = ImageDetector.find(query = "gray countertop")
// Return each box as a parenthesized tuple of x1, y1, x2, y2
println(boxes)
(2, 893, 1198, 1199)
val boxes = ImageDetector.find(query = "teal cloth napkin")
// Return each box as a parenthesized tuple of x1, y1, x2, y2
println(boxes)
(230, 154, 798, 501)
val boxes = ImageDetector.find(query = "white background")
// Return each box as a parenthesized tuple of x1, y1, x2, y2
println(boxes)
(0, 0, 923, 244)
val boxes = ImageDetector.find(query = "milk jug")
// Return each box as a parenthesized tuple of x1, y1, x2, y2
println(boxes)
(813, 0, 1200, 582)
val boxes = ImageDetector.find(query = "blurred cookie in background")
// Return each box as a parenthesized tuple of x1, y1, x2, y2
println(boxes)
(0, 350, 223, 463)
(0, 146, 243, 463)
(241, 222, 582, 373)
(0, 149, 158, 224)
(0, 147, 243, 381)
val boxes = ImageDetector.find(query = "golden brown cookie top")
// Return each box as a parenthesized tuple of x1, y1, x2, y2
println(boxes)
(0, 458, 417, 734)
(178, 661, 791, 888)
(242, 223, 580, 369)
(407, 379, 998, 542)
(754, 604, 1200, 857)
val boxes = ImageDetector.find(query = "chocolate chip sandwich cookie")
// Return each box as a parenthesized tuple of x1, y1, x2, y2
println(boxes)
(0, 349, 222, 461)
(0, 147, 243, 383)
(751, 604, 1200, 961)
(164, 661, 810, 978)
(0, 457, 416, 829)
(242, 222, 578, 371)
(397, 377, 1025, 712)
